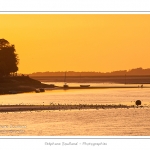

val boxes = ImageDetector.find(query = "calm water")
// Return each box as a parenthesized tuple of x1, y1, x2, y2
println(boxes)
(0, 83, 150, 136)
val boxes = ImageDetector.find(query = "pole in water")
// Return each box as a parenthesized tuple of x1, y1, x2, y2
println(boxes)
(64, 71, 66, 83)
(64, 71, 67, 85)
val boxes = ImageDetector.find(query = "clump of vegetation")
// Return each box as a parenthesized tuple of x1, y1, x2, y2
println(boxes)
(0, 39, 52, 94)
(0, 39, 19, 76)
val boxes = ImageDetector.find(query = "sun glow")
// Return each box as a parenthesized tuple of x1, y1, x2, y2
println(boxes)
(1, 14, 150, 73)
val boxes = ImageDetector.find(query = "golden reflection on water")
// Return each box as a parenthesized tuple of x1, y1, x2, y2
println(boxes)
(0, 108, 150, 136)
(0, 87, 150, 136)
(0, 88, 150, 105)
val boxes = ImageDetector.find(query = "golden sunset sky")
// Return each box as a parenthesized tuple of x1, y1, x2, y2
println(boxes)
(1, 14, 150, 73)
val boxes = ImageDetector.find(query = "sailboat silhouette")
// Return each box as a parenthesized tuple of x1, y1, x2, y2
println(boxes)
(63, 71, 69, 88)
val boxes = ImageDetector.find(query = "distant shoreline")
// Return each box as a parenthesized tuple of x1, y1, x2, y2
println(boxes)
(0, 76, 149, 95)
(50, 86, 147, 90)
(31, 75, 150, 84)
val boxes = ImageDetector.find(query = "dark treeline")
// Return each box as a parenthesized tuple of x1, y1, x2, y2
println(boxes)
(0, 39, 19, 76)
(30, 68, 150, 77)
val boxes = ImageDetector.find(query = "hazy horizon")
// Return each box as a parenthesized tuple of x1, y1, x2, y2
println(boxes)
(27, 67, 148, 73)
(1, 14, 150, 74)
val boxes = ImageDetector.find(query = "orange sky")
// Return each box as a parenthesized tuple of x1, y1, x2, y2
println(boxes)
(1, 14, 150, 73)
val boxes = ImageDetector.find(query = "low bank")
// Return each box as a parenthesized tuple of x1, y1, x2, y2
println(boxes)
(0, 76, 56, 94)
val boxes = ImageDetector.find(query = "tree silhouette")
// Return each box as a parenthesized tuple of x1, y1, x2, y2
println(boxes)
(0, 39, 9, 49)
(0, 39, 19, 76)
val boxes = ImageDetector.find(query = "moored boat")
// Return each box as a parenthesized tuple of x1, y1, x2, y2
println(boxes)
(63, 72, 69, 88)
(80, 85, 90, 87)
(35, 89, 40, 93)
(35, 88, 45, 93)
(39, 88, 45, 92)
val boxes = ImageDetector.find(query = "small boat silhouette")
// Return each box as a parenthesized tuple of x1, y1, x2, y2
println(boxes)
(63, 84, 69, 88)
(63, 72, 69, 88)
(35, 89, 40, 93)
(35, 88, 45, 93)
(80, 85, 90, 87)
(39, 88, 45, 92)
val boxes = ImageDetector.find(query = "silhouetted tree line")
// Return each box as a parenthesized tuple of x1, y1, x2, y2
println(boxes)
(0, 39, 19, 76)
(30, 68, 150, 76)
